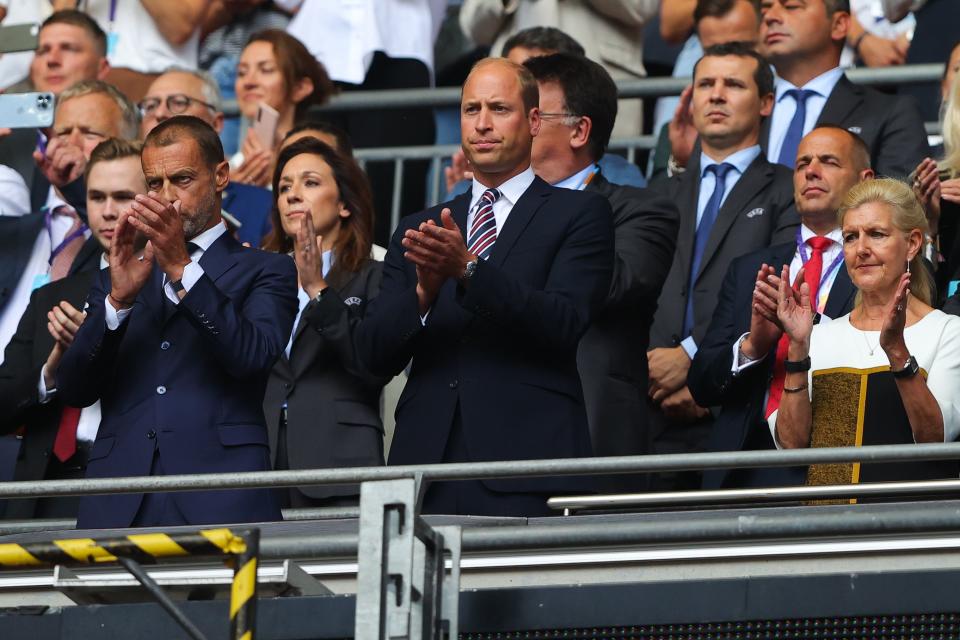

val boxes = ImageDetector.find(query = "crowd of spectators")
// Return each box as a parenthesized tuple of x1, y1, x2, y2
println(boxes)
(0, 0, 957, 527)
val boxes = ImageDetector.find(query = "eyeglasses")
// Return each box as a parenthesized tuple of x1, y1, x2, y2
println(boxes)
(138, 94, 217, 117)
(539, 112, 582, 125)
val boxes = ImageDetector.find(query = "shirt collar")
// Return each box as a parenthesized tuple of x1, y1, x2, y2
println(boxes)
(800, 223, 843, 245)
(552, 163, 597, 191)
(44, 186, 68, 213)
(188, 221, 228, 253)
(775, 66, 844, 103)
(99, 253, 109, 270)
(321, 249, 333, 278)
(700, 144, 761, 178)
(470, 165, 535, 209)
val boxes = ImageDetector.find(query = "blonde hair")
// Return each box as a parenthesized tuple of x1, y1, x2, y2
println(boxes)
(837, 178, 932, 306)
(941, 67, 960, 179)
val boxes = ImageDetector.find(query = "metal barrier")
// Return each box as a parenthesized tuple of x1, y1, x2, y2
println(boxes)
(0, 527, 260, 640)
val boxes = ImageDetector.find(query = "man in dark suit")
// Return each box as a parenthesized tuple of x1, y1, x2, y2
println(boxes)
(523, 53, 679, 490)
(688, 125, 873, 489)
(647, 42, 799, 489)
(0, 139, 145, 519)
(57, 116, 298, 529)
(758, 0, 928, 178)
(357, 58, 614, 517)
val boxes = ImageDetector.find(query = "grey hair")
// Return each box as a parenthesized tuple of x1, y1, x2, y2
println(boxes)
(59, 79, 140, 140)
(160, 66, 223, 113)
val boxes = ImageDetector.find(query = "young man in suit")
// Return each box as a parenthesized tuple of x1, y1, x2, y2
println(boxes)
(57, 116, 298, 529)
(647, 42, 799, 489)
(523, 52, 679, 491)
(758, 0, 928, 177)
(358, 58, 614, 517)
(689, 125, 873, 489)
(0, 138, 145, 520)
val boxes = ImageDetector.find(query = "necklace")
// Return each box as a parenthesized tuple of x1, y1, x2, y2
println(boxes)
(860, 327, 880, 356)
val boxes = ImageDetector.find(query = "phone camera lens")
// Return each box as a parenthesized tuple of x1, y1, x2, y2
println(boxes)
(37, 95, 50, 109)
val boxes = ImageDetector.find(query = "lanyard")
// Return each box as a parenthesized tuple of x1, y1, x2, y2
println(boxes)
(44, 207, 88, 268)
(795, 227, 843, 291)
(576, 165, 601, 191)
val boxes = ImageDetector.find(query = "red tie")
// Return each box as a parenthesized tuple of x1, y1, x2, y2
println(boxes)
(764, 236, 834, 418)
(52, 406, 82, 462)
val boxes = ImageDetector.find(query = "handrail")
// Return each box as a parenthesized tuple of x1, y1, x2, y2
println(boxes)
(0, 442, 958, 499)
(220, 63, 945, 116)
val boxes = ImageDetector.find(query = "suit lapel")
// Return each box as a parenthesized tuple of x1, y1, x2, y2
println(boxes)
(450, 192, 472, 246)
(696, 157, 772, 283)
(674, 160, 700, 284)
(198, 231, 239, 283)
(489, 177, 550, 268)
(816, 75, 861, 128)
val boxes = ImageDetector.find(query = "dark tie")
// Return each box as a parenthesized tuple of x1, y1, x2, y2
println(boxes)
(467, 188, 501, 260)
(683, 162, 734, 339)
(777, 88, 816, 168)
(765, 236, 834, 418)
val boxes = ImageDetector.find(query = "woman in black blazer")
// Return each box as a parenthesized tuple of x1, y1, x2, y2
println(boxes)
(262, 137, 387, 508)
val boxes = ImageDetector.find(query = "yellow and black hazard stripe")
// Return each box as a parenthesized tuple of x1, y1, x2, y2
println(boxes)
(0, 527, 249, 568)
(229, 528, 259, 640)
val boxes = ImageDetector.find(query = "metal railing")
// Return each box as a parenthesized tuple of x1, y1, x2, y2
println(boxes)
(0, 442, 957, 501)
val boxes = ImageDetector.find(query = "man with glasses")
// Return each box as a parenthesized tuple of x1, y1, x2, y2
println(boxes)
(138, 68, 224, 138)
(0, 80, 139, 359)
(523, 52, 679, 492)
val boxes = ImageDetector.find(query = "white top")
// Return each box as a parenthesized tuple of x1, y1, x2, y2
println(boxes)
(0, 165, 29, 217)
(766, 67, 845, 166)
(83, 0, 199, 73)
(769, 310, 960, 445)
(282, 0, 447, 84)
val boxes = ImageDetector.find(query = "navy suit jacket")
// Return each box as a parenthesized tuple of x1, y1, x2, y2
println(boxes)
(688, 240, 856, 489)
(357, 176, 614, 494)
(57, 231, 298, 528)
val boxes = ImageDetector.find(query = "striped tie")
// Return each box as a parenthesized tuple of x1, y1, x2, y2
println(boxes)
(467, 188, 501, 260)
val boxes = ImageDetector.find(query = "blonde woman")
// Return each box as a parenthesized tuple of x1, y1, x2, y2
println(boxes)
(773, 178, 960, 486)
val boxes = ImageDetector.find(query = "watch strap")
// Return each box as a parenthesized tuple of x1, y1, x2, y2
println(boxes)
(783, 356, 811, 373)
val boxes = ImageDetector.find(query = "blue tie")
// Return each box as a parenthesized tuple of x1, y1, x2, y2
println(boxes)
(777, 88, 816, 168)
(683, 162, 734, 339)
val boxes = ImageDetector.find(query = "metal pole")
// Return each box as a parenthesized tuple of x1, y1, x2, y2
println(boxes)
(229, 528, 260, 640)
(391, 158, 404, 232)
(117, 556, 209, 640)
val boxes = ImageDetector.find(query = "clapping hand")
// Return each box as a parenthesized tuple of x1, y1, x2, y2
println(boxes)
(776, 264, 814, 355)
(879, 272, 911, 358)
(33, 135, 87, 187)
(913, 158, 941, 224)
(43, 300, 87, 388)
(108, 206, 155, 309)
(742, 264, 785, 359)
(667, 85, 697, 169)
(128, 193, 191, 282)
(294, 213, 327, 299)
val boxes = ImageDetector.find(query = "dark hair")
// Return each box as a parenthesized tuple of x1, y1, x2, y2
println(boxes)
(86, 138, 144, 184)
(41, 10, 107, 57)
(808, 124, 871, 170)
(243, 30, 338, 122)
(523, 53, 617, 161)
(824, 0, 850, 14)
(284, 119, 354, 156)
(265, 137, 374, 275)
(502, 27, 585, 59)
(694, 42, 774, 98)
(694, 0, 761, 24)
(143, 115, 225, 170)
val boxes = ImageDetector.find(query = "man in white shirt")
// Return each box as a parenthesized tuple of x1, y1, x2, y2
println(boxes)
(759, 0, 928, 177)
(0, 137, 144, 520)
(688, 125, 874, 489)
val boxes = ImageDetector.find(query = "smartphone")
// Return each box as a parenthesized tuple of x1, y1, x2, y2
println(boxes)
(0, 92, 55, 129)
(0, 23, 40, 55)
(251, 102, 280, 148)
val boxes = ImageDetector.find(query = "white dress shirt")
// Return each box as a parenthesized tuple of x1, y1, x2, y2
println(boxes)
(0, 165, 29, 217)
(731, 225, 845, 375)
(466, 166, 536, 240)
(552, 164, 598, 191)
(286, 249, 333, 359)
(766, 67, 845, 165)
(282, 0, 447, 84)
(105, 222, 228, 330)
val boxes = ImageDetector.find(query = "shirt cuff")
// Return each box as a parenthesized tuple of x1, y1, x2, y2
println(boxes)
(38, 366, 54, 404)
(731, 332, 765, 375)
(105, 295, 132, 330)
(164, 261, 203, 304)
(680, 336, 698, 359)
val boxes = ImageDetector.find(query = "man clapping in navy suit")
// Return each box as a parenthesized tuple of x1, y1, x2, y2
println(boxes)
(358, 58, 614, 517)
(58, 116, 298, 528)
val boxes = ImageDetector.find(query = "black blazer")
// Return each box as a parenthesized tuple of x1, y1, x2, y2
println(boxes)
(263, 259, 389, 500)
(577, 173, 679, 470)
(0, 266, 100, 519)
(761, 74, 930, 180)
(358, 176, 614, 497)
(650, 153, 799, 350)
(688, 240, 857, 489)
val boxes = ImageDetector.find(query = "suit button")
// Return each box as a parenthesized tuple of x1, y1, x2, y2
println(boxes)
(156, 385, 166, 395)
(147, 429, 156, 439)
(160, 341, 170, 350)
(449, 380, 458, 389)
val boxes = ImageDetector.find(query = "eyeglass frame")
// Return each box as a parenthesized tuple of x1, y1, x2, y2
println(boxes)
(138, 93, 218, 118)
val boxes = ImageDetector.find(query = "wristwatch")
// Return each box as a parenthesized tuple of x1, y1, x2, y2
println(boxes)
(784, 356, 811, 373)
(169, 279, 185, 294)
(891, 355, 920, 379)
(462, 259, 479, 281)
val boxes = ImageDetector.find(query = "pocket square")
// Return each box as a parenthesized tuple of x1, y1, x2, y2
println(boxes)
(746, 207, 765, 219)
(848, 126, 862, 135)
(344, 296, 363, 306)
